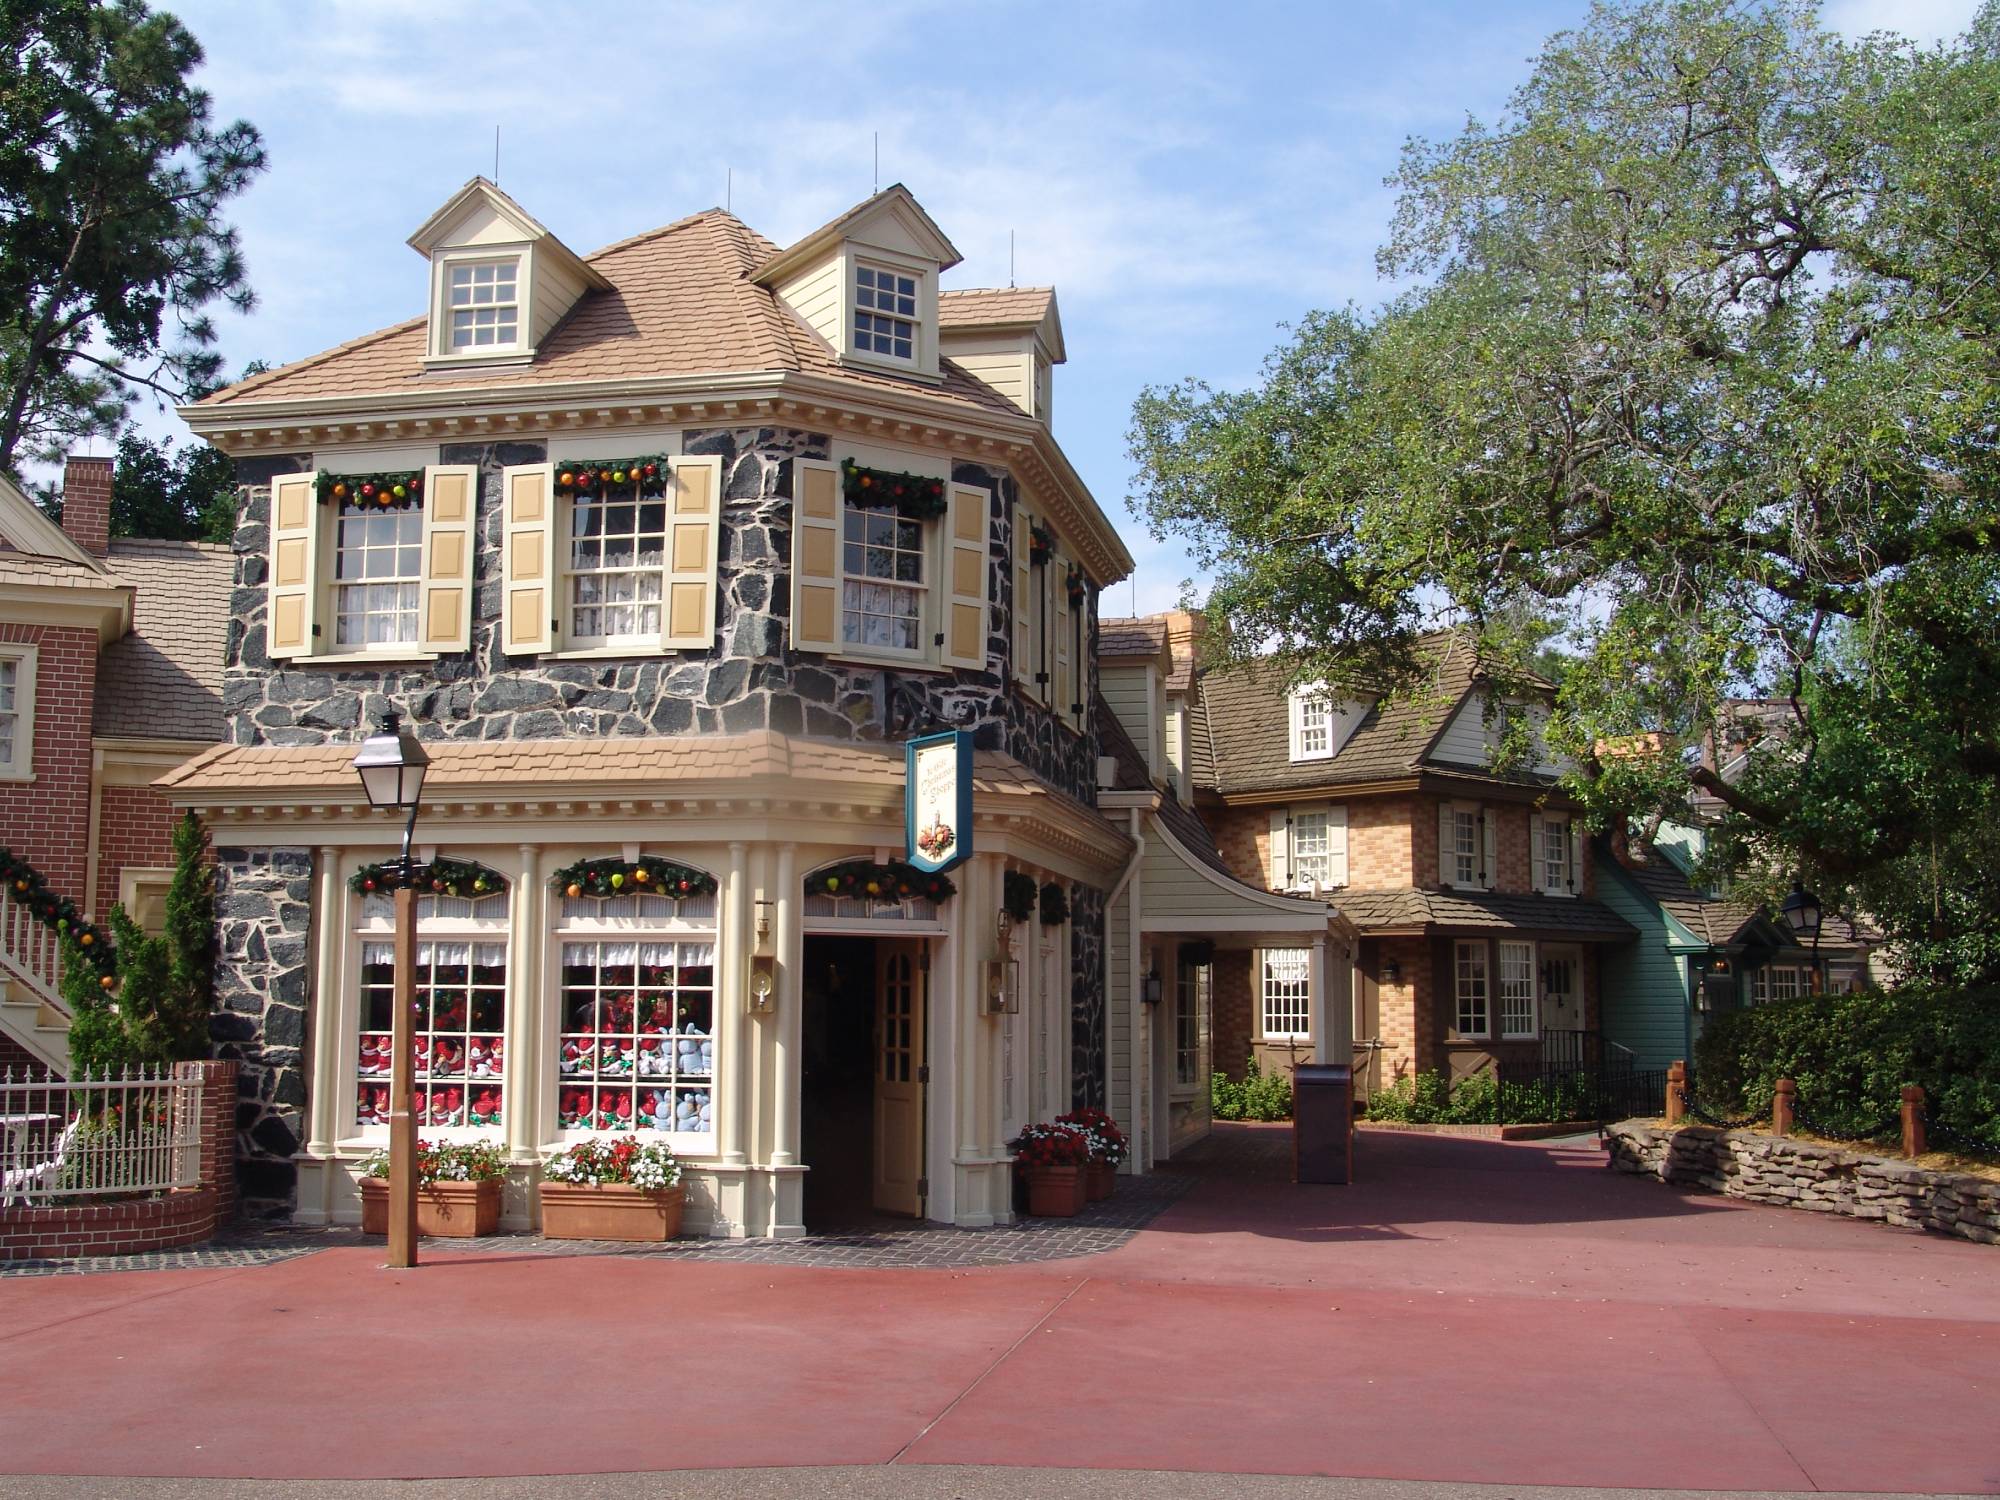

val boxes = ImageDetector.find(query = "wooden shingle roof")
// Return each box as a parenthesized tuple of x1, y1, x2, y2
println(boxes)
(95, 539, 234, 743)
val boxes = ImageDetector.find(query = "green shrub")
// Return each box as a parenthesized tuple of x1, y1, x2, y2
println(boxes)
(1695, 983, 2000, 1148)
(1366, 1069, 1597, 1126)
(1211, 1058, 1294, 1121)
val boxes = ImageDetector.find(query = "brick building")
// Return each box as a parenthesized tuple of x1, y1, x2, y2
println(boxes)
(0, 460, 233, 1076)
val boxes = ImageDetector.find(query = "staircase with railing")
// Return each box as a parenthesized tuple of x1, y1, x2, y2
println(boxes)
(0, 899, 72, 1075)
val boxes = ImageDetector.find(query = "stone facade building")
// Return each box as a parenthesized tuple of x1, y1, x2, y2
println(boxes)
(168, 180, 1134, 1233)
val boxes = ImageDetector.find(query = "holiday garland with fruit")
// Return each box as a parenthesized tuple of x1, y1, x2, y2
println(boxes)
(349, 857, 508, 899)
(1066, 566, 1087, 607)
(1038, 880, 1070, 926)
(316, 471, 425, 510)
(1002, 870, 1039, 923)
(841, 459, 949, 521)
(0, 847, 117, 984)
(553, 456, 673, 498)
(811, 859, 956, 903)
(551, 857, 717, 900)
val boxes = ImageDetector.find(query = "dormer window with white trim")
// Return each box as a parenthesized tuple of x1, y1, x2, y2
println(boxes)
(444, 257, 521, 352)
(854, 263, 918, 362)
(1296, 696, 1331, 758)
(1288, 687, 1369, 762)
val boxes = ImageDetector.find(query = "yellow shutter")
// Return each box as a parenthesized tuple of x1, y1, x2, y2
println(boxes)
(266, 471, 319, 660)
(1052, 544, 1073, 719)
(500, 463, 555, 656)
(791, 458, 841, 653)
(662, 455, 722, 651)
(941, 484, 989, 670)
(1011, 502, 1034, 696)
(419, 464, 478, 653)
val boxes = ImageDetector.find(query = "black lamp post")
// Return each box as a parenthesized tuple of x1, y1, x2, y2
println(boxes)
(351, 712, 430, 1269)
(1780, 880, 1824, 994)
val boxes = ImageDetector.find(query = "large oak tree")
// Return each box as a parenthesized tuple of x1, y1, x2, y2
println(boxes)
(1129, 0, 2000, 980)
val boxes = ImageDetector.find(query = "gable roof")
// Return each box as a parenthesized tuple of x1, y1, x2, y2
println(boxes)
(748, 184, 963, 286)
(0, 473, 105, 574)
(1194, 632, 1491, 796)
(938, 286, 1065, 362)
(94, 539, 234, 743)
(1098, 615, 1167, 659)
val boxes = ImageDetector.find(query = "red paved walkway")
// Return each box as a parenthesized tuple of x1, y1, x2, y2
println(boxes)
(1, 1126, 1995, 1491)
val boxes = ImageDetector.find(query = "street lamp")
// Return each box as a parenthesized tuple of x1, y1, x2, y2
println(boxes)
(1780, 880, 1825, 995)
(351, 712, 430, 1270)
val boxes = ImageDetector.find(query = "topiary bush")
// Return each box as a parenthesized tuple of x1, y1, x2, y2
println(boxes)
(1211, 1057, 1294, 1120)
(1694, 983, 2000, 1148)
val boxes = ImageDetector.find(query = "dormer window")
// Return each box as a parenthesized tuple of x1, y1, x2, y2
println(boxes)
(854, 263, 918, 362)
(445, 258, 521, 351)
(1296, 697, 1331, 757)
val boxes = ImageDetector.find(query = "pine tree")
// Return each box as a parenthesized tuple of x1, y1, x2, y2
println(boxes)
(61, 933, 131, 1078)
(159, 811, 215, 1060)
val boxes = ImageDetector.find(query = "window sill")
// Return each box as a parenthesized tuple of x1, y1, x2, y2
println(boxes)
(286, 651, 440, 669)
(420, 350, 533, 372)
(0, 770, 33, 784)
(545, 645, 679, 662)
(831, 649, 949, 675)
(1535, 889, 1579, 900)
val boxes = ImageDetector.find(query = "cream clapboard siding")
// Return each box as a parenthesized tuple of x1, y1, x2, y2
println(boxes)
(418, 464, 478, 653)
(790, 458, 842, 653)
(776, 257, 844, 349)
(1098, 664, 1153, 776)
(1139, 835, 1246, 921)
(500, 463, 555, 655)
(528, 250, 590, 348)
(939, 336, 1033, 414)
(1431, 691, 1491, 767)
(266, 471, 320, 659)
(662, 455, 723, 650)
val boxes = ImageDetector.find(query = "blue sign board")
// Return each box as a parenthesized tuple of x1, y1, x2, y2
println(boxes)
(905, 729, 973, 874)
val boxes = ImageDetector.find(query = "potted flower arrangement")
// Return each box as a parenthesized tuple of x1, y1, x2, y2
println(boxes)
(1058, 1108, 1128, 1200)
(357, 1138, 506, 1238)
(1009, 1121, 1093, 1217)
(539, 1136, 685, 1242)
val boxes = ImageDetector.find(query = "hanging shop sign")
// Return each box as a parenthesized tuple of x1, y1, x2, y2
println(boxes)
(905, 729, 973, 875)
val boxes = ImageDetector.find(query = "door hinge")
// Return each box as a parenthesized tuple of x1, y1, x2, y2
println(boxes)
(918, 1064, 930, 1084)
(934, 630, 945, 646)
(917, 1176, 929, 1197)
(918, 947, 931, 974)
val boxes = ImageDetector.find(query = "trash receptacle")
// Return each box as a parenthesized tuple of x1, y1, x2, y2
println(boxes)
(1293, 1063, 1353, 1184)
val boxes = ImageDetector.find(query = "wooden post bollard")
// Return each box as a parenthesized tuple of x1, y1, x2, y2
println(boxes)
(1902, 1085, 1926, 1159)
(1666, 1061, 1686, 1125)
(1772, 1078, 1796, 1137)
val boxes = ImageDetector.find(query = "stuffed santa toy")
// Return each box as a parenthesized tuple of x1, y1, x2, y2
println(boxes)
(469, 1088, 501, 1126)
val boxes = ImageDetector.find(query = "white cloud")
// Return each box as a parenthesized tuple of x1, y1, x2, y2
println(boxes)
(1824, 0, 1980, 44)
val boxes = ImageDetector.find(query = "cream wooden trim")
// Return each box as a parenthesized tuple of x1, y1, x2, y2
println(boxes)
(500, 462, 556, 656)
(0, 641, 37, 783)
(419, 463, 479, 652)
(661, 455, 723, 651)
(789, 458, 842, 654)
(266, 470, 321, 658)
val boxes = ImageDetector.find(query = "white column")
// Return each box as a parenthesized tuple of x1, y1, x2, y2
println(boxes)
(304, 847, 343, 1158)
(505, 843, 540, 1165)
(771, 843, 800, 1167)
(954, 851, 984, 1161)
(720, 841, 750, 1167)
(1311, 930, 1331, 1065)
(984, 857, 1006, 1157)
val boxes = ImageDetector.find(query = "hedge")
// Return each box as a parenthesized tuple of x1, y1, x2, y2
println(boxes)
(1693, 984, 2000, 1149)
(1365, 1070, 1595, 1125)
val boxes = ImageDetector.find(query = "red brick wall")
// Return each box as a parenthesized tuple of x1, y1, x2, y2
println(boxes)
(93, 784, 180, 920)
(0, 623, 98, 902)
(1350, 796, 1416, 887)
(1206, 803, 1268, 890)
(1212, 950, 1254, 1078)
(60, 455, 112, 558)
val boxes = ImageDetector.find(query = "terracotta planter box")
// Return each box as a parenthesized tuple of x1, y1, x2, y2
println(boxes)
(539, 1181, 686, 1242)
(358, 1177, 501, 1238)
(1086, 1160, 1116, 1201)
(1021, 1164, 1087, 1218)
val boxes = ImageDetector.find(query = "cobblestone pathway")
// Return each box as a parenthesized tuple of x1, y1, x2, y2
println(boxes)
(0, 1162, 1197, 1277)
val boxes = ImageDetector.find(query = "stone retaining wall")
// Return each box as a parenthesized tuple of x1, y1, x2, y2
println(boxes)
(1607, 1120, 2000, 1245)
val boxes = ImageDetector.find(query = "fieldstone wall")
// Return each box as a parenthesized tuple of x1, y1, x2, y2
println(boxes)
(1070, 883, 1107, 1109)
(1608, 1120, 2000, 1246)
(211, 845, 314, 1215)
(224, 430, 1099, 802)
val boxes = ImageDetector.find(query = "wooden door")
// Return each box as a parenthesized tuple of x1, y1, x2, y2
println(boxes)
(872, 940, 926, 1217)
(1542, 946, 1582, 1033)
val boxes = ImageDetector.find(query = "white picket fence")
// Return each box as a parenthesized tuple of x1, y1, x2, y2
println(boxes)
(0, 1066, 201, 1204)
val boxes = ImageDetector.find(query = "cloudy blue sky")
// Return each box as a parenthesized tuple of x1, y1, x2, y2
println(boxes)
(137, 0, 1980, 611)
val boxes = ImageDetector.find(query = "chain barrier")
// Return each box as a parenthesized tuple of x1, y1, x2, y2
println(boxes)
(1924, 1109, 2000, 1163)
(1788, 1101, 1901, 1147)
(1684, 1096, 1762, 1130)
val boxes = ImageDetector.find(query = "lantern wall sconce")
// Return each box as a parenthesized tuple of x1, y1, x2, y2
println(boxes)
(1381, 957, 1402, 985)
(753, 898, 774, 958)
(982, 958, 1021, 1015)
(1142, 970, 1165, 1007)
(747, 954, 778, 1014)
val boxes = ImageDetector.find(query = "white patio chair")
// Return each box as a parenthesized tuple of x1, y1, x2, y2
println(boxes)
(2, 1115, 81, 1204)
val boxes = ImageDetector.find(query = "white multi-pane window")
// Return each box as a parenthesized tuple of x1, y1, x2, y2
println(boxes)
(354, 889, 510, 1130)
(1175, 960, 1210, 1089)
(0, 655, 20, 774)
(447, 259, 519, 350)
(1261, 948, 1312, 1040)
(1454, 939, 1490, 1037)
(1540, 816, 1573, 893)
(1751, 965, 1808, 1005)
(1297, 698, 1330, 757)
(1292, 811, 1334, 888)
(854, 264, 917, 360)
(569, 484, 668, 643)
(555, 886, 717, 1138)
(841, 505, 926, 653)
(1450, 807, 1481, 887)
(332, 505, 423, 648)
(1498, 940, 1536, 1037)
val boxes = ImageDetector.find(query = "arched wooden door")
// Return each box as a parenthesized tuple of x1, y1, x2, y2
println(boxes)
(872, 940, 927, 1216)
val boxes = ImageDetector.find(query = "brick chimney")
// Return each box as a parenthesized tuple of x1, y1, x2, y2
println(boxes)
(61, 454, 113, 557)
